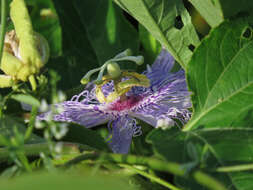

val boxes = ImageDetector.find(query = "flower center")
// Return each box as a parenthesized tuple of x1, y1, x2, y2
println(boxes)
(109, 95, 143, 111)
(79, 49, 150, 104)
(95, 71, 150, 104)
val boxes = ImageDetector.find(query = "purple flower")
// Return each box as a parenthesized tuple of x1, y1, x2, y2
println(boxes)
(38, 49, 191, 154)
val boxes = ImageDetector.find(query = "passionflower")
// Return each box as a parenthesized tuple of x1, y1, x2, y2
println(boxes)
(38, 49, 191, 154)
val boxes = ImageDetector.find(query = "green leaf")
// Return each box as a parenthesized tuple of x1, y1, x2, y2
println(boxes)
(114, 0, 199, 68)
(51, 0, 140, 90)
(189, 0, 253, 27)
(139, 24, 161, 64)
(0, 116, 44, 145)
(147, 128, 253, 190)
(73, 0, 139, 65)
(49, 0, 99, 90)
(231, 172, 253, 190)
(184, 19, 253, 131)
(53, 0, 139, 66)
(11, 94, 40, 108)
(0, 172, 136, 190)
(62, 123, 110, 152)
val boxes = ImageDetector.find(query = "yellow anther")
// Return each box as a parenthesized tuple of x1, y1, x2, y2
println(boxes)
(95, 78, 112, 103)
(95, 86, 106, 103)
(94, 71, 150, 104)
(120, 71, 150, 88)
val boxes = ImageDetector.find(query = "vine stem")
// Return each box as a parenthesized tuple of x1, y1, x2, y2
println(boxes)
(216, 163, 253, 172)
(62, 152, 227, 190)
(0, 0, 7, 67)
(119, 164, 182, 190)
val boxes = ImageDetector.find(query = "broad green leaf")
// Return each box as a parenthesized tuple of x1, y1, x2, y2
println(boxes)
(73, 0, 139, 65)
(231, 172, 253, 190)
(0, 172, 136, 190)
(53, 0, 139, 67)
(49, 0, 99, 90)
(62, 123, 110, 151)
(189, 0, 253, 27)
(11, 94, 40, 108)
(147, 128, 253, 190)
(184, 19, 253, 131)
(114, 0, 200, 68)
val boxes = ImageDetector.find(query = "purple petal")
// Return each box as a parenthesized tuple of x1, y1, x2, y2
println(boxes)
(108, 116, 136, 154)
(131, 73, 191, 127)
(145, 49, 175, 88)
(38, 101, 111, 128)
(129, 49, 192, 127)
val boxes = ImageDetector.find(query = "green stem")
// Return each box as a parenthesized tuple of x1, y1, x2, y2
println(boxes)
(0, 142, 91, 162)
(62, 152, 227, 190)
(216, 163, 253, 173)
(24, 106, 38, 142)
(0, 0, 6, 67)
(193, 171, 227, 190)
(63, 153, 185, 176)
(120, 164, 182, 190)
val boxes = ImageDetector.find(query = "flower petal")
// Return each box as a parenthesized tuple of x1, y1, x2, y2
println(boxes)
(130, 49, 191, 127)
(145, 49, 175, 88)
(131, 73, 191, 127)
(108, 116, 136, 154)
(37, 101, 111, 128)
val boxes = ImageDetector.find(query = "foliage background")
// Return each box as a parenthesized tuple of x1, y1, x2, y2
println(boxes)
(0, 0, 253, 190)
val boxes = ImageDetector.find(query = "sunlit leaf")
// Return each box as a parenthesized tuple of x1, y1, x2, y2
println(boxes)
(184, 18, 253, 131)
(114, 0, 200, 68)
